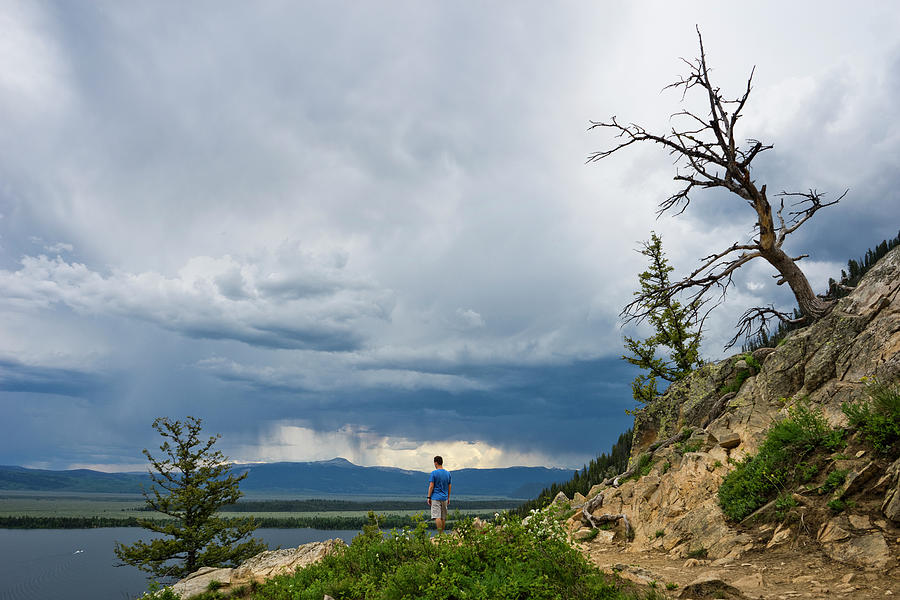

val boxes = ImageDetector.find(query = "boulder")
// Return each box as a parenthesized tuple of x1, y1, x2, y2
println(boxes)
(566, 515, 583, 533)
(170, 567, 233, 599)
(678, 574, 747, 599)
(586, 484, 604, 499)
(231, 539, 346, 585)
(732, 572, 764, 591)
(717, 432, 741, 449)
(848, 514, 872, 530)
(592, 529, 616, 544)
(872, 457, 900, 494)
(170, 539, 346, 598)
(551, 491, 569, 505)
(879, 457, 900, 522)
(838, 461, 879, 498)
(572, 491, 586, 505)
(611, 563, 666, 586)
(751, 347, 776, 364)
(884, 483, 900, 522)
(765, 524, 792, 548)
(818, 517, 852, 543)
(634, 475, 660, 500)
(821, 531, 893, 570)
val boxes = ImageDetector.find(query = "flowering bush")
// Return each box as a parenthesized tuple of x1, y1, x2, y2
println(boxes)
(521, 504, 570, 544)
(248, 511, 659, 600)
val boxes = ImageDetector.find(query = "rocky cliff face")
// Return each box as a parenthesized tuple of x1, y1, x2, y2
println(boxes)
(565, 246, 900, 572)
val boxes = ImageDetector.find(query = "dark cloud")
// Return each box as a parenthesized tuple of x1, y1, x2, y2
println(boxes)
(1, 2, 899, 469)
(198, 356, 639, 460)
(0, 358, 105, 396)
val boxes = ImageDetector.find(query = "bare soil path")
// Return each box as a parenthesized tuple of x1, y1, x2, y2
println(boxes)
(581, 540, 900, 599)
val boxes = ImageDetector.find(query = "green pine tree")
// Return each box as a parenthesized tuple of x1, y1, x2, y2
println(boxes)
(623, 232, 702, 404)
(114, 416, 267, 580)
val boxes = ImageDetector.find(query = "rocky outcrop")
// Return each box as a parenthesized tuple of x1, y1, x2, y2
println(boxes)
(678, 575, 747, 599)
(817, 514, 893, 570)
(880, 457, 900, 522)
(170, 567, 235, 599)
(571, 247, 900, 567)
(170, 539, 345, 598)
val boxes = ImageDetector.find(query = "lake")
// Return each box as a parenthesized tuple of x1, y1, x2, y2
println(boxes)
(0, 528, 361, 600)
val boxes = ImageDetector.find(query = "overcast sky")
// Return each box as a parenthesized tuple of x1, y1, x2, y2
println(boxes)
(2, 1, 899, 472)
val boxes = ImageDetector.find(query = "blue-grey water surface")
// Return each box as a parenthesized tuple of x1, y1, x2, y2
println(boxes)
(0, 528, 360, 600)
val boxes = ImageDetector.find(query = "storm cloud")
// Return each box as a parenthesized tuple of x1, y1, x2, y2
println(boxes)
(1, 1, 899, 471)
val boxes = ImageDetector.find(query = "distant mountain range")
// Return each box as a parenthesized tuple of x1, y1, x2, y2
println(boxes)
(0, 458, 573, 499)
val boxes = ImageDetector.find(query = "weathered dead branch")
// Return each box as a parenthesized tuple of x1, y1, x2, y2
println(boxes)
(591, 27, 843, 346)
(581, 494, 633, 537)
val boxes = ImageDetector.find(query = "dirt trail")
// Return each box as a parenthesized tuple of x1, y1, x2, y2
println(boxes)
(581, 541, 900, 599)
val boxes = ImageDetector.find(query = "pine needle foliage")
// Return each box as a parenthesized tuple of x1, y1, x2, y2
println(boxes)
(115, 416, 267, 580)
(623, 233, 702, 404)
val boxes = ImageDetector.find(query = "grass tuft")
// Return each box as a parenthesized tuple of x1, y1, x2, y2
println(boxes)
(718, 403, 844, 521)
(842, 379, 900, 456)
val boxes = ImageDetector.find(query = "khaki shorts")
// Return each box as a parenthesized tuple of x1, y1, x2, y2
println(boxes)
(430, 499, 448, 520)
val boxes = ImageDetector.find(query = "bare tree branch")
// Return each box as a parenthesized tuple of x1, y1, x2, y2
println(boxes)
(593, 27, 844, 346)
(775, 189, 847, 244)
(726, 306, 806, 349)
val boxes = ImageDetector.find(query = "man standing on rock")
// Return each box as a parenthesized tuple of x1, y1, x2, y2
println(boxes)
(426, 455, 451, 534)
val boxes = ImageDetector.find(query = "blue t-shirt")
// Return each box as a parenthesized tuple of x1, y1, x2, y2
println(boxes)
(429, 468, 451, 501)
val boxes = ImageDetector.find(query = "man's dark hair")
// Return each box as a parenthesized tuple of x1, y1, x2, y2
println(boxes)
(433, 456, 443, 466)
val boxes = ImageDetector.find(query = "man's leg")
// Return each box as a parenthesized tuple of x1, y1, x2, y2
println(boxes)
(438, 500, 448, 534)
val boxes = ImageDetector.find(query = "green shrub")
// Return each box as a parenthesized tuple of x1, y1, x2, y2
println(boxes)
(248, 512, 659, 600)
(676, 439, 703, 454)
(827, 498, 847, 513)
(687, 547, 707, 559)
(797, 462, 818, 483)
(842, 380, 900, 455)
(745, 354, 762, 372)
(621, 453, 654, 483)
(821, 469, 849, 495)
(719, 404, 843, 521)
(719, 369, 751, 396)
(654, 529, 665, 538)
(774, 493, 798, 521)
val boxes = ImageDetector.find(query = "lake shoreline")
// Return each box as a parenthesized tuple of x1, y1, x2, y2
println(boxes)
(0, 527, 361, 600)
(0, 513, 485, 530)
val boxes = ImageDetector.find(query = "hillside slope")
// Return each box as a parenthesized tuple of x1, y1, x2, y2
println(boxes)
(558, 246, 900, 594)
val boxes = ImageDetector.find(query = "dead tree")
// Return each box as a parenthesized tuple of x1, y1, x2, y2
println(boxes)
(589, 27, 845, 345)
